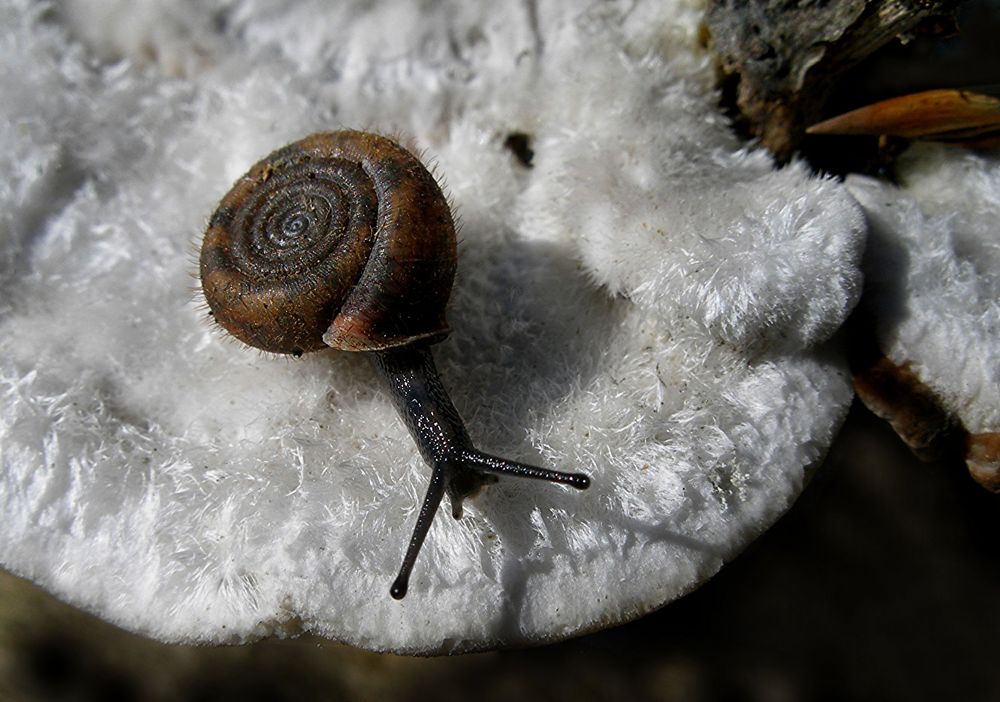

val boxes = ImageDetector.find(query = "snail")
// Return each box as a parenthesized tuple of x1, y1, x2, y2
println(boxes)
(199, 130, 591, 599)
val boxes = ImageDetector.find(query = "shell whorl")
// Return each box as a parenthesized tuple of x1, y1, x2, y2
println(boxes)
(200, 131, 457, 355)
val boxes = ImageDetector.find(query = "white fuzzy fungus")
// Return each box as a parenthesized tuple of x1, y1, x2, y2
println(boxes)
(0, 0, 864, 652)
(847, 144, 1000, 439)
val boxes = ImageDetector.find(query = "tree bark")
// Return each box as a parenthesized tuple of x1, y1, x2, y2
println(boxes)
(705, 0, 961, 161)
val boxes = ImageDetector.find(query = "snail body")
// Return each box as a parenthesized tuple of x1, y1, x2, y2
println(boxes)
(200, 131, 589, 599)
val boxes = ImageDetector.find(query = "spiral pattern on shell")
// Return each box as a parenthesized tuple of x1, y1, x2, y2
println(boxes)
(200, 131, 457, 356)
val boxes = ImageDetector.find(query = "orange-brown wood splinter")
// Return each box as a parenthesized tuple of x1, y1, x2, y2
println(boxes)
(808, 87, 1000, 149)
(199, 131, 590, 598)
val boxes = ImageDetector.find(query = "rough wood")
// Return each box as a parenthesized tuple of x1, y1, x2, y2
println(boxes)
(705, 0, 961, 160)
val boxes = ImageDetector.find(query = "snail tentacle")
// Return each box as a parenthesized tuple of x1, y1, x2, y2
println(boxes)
(372, 346, 589, 599)
(461, 451, 591, 489)
(390, 463, 446, 601)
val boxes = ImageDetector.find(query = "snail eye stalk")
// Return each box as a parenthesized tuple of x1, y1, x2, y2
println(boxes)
(371, 346, 590, 600)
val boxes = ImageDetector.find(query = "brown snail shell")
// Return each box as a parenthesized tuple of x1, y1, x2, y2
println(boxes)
(200, 130, 456, 355)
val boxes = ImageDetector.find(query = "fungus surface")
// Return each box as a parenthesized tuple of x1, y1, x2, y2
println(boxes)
(1, 0, 863, 652)
(847, 144, 1000, 489)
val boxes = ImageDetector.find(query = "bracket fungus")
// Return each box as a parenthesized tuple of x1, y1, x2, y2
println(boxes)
(1, 0, 864, 652)
(845, 144, 1000, 490)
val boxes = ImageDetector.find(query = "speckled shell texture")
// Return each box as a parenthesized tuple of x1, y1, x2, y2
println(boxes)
(201, 131, 456, 355)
